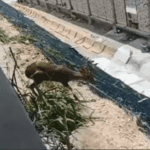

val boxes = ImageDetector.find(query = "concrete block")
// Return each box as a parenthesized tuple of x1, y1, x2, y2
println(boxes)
(114, 0, 127, 25)
(46, 20, 54, 29)
(31, 11, 37, 18)
(22, 7, 28, 13)
(104, 0, 115, 22)
(112, 71, 143, 85)
(55, 24, 65, 33)
(71, 0, 78, 11)
(30, 0, 39, 5)
(76, 0, 83, 12)
(28, 10, 34, 16)
(124, 73, 143, 85)
(143, 89, 150, 98)
(57, 0, 62, 6)
(60, 28, 71, 36)
(62, 0, 71, 9)
(140, 61, 150, 78)
(130, 80, 150, 94)
(92, 57, 111, 70)
(26, 0, 32, 4)
(89, 0, 98, 17)
(90, 39, 105, 53)
(136, 0, 150, 32)
(82, 0, 90, 15)
(74, 33, 86, 44)
(41, 17, 48, 23)
(113, 45, 131, 64)
(100, 45, 117, 59)
(96, 0, 106, 19)
(113, 71, 128, 82)
(49, 22, 60, 30)
(38, 0, 48, 9)
(82, 37, 94, 49)
(36, 14, 44, 22)
(66, 30, 77, 39)
(104, 61, 127, 75)
(46, 0, 56, 4)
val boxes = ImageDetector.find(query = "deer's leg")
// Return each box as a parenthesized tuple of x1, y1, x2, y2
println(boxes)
(29, 83, 39, 97)
(62, 81, 79, 100)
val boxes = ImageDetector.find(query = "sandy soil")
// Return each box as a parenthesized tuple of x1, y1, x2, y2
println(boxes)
(1, 11, 150, 149)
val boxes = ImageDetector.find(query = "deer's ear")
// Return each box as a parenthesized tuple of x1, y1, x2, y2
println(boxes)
(30, 70, 44, 79)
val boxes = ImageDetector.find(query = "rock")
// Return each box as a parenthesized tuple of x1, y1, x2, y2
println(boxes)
(26, 40, 30, 44)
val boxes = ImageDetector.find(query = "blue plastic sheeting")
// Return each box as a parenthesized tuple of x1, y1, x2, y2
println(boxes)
(0, 1, 150, 133)
(0, 67, 46, 149)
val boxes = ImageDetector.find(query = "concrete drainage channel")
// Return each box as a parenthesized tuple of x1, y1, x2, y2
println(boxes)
(1, 0, 150, 138)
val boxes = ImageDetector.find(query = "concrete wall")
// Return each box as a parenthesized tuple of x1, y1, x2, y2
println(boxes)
(20, 0, 150, 33)
(136, 0, 150, 32)
(114, 0, 127, 26)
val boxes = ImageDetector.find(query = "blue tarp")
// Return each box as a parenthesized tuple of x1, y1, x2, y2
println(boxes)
(0, 1, 150, 134)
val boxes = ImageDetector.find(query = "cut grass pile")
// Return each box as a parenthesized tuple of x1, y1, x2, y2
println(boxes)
(26, 82, 91, 149)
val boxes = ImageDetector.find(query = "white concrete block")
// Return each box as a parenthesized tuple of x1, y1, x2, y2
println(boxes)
(92, 57, 110, 70)
(104, 61, 127, 75)
(140, 61, 150, 78)
(124, 73, 143, 85)
(130, 80, 150, 95)
(143, 89, 150, 98)
(113, 71, 127, 82)
(113, 45, 131, 64)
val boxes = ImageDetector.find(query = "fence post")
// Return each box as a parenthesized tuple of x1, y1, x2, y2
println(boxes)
(112, 0, 117, 33)
(87, 0, 92, 24)
(55, 0, 58, 5)
(68, 0, 73, 9)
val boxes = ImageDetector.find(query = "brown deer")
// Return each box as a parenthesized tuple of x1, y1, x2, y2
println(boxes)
(25, 61, 94, 96)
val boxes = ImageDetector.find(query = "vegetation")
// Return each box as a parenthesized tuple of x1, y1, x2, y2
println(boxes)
(26, 82, 90, 149)
(0, 27, 36, 44)
(0, 14, 93, 149)
(10, 34, 36, 44)
(0, 28, 10, 43)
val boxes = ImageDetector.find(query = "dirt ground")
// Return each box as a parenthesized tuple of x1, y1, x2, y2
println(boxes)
(1, 10, 150, 149)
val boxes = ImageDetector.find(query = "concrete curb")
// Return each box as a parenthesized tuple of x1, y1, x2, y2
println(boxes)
(14, 3, 118, 60)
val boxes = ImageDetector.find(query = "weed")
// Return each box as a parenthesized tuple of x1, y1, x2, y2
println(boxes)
(0, 28, 10, 43)
(10, 34, 37, 44)
(26, 82, 88, 149)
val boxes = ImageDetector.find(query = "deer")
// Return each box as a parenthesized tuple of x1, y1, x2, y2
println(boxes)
(25, 61, 94, 97)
